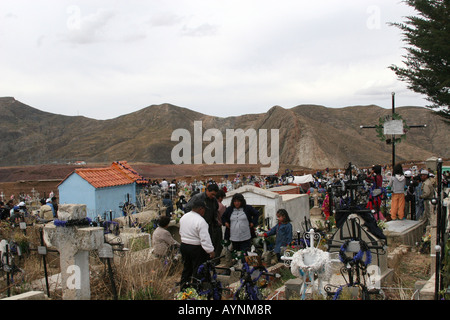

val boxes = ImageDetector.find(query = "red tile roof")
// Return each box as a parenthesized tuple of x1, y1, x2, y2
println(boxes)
(61, 161, 148, 189)
(111, 161, 148, 185)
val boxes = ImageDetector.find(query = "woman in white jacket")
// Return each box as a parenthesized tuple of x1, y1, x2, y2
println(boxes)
(388, 164, 406, 220)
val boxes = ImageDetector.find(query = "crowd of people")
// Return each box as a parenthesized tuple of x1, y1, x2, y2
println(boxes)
(149, 178, 295, 291)
(148, 164, 449, 291)
(0, 196, 59, 224)
(0, 163, 448, 292)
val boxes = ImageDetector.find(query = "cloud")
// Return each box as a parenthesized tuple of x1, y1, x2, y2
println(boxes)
(64, 7, 116, 44)
(181, 23, 219, 37)
(0, 0, 430, 120)
(148, 12, 184, 27)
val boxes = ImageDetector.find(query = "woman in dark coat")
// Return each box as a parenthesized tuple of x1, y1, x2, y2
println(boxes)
(221, 193, 260, 253)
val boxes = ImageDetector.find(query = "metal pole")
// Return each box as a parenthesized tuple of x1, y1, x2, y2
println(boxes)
(435, 158, 444, 299)
(40, 229, 50, 298)
(391, 92, 396, 168)
(107, 258, 118, 300)
(6, 244, 10, 297)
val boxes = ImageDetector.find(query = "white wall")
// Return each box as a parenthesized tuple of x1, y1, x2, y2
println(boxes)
(281, 194, 310, 235)
(223, 186, 310, 236)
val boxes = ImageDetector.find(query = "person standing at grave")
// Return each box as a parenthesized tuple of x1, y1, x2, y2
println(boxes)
(215, 189, 226, 227)
(162, 193, 173, 217)
(404, 170, 417, 220)
(36, 198, 54, 221)
(51, 196, 59, 218)
(185, 183, 222, 258)
(179, 200, 215, 291)
(419, 169, 436, 224)
(366, 164, 384, 220)
(260, 209, 293, 261)
(46, 198, 56, 218)
(321, 188, 331, 220)
(388, 164, 406, 220)
(221, 193, 260, 255)
(414, 174, 424, 220)
(160, 178, 169, 192)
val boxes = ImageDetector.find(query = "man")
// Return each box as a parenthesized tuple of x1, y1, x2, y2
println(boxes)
(179, 200, 215, 290)
(419, 169, 435, 223)
(185, 183, 222, 258)
(46, 198, 56, 218)
(37, 198, 54, 221)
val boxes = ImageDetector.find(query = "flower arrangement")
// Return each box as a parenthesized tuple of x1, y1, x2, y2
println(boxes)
(176, 287, 203, 300)
(53, 217, 92, 227)
(290, 247, 332, 279)
(339, 239, 372, 267)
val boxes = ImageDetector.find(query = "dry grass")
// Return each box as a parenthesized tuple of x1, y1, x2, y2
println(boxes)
(89, 246, 183, 300)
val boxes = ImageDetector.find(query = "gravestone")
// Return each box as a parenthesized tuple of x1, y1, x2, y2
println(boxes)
(44, 204, 104, 300)
(327, 214, 391, 288)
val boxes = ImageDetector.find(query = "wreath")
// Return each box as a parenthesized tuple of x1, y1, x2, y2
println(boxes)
(375, 113, 409, 143)
(290, 247, 331, 279)
(339, 239, 372, 267)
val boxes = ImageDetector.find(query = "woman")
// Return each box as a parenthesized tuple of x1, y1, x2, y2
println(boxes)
(152, 216, 180, 258)
(221, 193, 259, 254)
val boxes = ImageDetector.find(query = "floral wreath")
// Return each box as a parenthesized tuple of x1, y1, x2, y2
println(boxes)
(290, 247, 331, 279)
(375, 113, 409, 143)
(338, 239, 372, 267)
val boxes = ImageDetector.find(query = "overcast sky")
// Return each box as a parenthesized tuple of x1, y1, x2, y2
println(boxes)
(0, 0, 429, 120)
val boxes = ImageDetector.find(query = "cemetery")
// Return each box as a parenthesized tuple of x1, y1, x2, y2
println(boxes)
(0, 157, 448, 301)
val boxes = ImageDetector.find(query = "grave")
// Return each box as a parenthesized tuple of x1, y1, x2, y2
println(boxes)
(282, 229, 332, 300)
(384, 219, 427, 246)
(327, 214, 391, 288)
(43, 204, 104, 300)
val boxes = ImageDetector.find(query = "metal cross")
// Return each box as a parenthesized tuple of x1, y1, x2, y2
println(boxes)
(360, 92, 427, 168)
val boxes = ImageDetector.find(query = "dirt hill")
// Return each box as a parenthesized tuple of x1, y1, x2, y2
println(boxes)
(0, 97, 448, 170)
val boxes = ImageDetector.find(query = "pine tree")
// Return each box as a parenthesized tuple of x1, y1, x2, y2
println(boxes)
(389, 0, 450, 119)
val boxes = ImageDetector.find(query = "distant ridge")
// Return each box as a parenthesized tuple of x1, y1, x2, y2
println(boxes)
(0, 97, 448, 169)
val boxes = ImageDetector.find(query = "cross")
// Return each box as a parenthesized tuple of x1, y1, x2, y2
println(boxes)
(360, 92, 427, 168)
(44, 204, 104, 300)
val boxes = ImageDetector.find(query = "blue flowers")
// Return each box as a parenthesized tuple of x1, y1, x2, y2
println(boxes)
(53, 217, 92, 227)
(339, 239, 372, 267)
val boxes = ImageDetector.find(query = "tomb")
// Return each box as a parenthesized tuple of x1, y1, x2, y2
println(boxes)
(223, 185, 309, 236)
(43, 204, 104, 300)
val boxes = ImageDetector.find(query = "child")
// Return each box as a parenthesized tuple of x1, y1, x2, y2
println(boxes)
(389, 163, 406, 220)
(261, 209, 293, 261)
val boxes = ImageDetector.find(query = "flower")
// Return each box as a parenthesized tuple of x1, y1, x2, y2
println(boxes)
(175, 288, 203, 300)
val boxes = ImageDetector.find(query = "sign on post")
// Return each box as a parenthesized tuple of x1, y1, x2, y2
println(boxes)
(383, 120, 404, 135)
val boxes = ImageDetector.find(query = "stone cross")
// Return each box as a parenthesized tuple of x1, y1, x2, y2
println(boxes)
(44, 204, 104, 300)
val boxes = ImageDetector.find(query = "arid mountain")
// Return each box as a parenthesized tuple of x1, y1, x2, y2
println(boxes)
(0, 97, 448, 170)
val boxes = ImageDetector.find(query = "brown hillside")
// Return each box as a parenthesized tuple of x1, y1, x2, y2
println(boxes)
(0, 97, 448, 170)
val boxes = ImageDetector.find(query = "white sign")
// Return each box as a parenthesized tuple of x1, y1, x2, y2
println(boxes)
(98, 243, 114, 259)
(37, 246, 47, 255)
(384, 120, 404, 135)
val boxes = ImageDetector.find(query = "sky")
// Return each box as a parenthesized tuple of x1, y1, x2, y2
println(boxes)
(0, 0, 430, 120)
